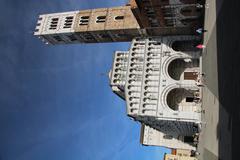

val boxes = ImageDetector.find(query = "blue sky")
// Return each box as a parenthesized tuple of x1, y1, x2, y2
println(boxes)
(0, 0, 170, 160)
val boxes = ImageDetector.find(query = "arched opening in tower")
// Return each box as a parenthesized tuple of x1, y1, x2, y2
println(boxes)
(166, 88, 199, 111)
(168, 59, 199, 81)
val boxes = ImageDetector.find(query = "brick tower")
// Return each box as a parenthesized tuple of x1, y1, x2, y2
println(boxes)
(34, 6, 143, 44)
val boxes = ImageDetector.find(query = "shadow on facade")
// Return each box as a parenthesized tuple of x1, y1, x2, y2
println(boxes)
(172, 40, 201, 52)
(215, 0, 240, 159)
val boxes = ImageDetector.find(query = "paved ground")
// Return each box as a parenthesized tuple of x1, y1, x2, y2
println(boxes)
(197, 0, 240, 159)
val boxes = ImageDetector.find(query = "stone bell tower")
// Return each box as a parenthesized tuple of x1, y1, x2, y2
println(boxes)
(34, 6, 144, 44)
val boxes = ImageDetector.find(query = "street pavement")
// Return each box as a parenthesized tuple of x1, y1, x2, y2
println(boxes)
(197, 0, 240, 159)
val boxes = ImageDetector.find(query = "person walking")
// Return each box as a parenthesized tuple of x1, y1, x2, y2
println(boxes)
(196, 3, 209, 8)
(196, 28, 207, 34)
(196, 44, 206, 49)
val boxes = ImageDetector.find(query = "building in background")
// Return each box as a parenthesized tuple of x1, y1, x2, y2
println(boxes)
(140, 125, 196, 150)
(164, 154, 197, 160)
(128, 0, 204, 28)
(164, 149, 197, 160)
(173, 149, 192, 157)
(128, 0, 204, 35)
(109, 36, 203, 148)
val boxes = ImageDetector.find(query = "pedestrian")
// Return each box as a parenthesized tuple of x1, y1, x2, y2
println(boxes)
(196, 44, 206, 49)
(196, 3, 209, 9)
(196, 3, 204, 8)
(196, 28, 207, 34)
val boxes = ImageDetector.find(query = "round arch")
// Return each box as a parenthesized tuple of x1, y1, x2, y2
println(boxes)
(166, 88, 195, 111)
(167, 58, 199, 81)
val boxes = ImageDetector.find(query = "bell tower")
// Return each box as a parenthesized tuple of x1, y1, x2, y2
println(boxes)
(34, 6, 144, 44)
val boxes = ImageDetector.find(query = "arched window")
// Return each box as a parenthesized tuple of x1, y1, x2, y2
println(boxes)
(166, 88, 195, 111)
(96, 16, 106, 23)
(79, 16, 89, 25)
(63, 16, 73, 28)
(168, 59, 186, 80)
(49, 18, 59, 30)
(115, 16, 124, 20)
(168, 58, 199, 80)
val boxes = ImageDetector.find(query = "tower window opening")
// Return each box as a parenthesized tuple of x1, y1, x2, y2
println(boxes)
(85, 35, 94, 40)
(82, 33, 95, 41)
(67, 34, 77, 41)
(63, 16, 73, 28)
(98, 33, 110, 39)
(116, 33, 127, 38)
(115, 16, 124, 20)
(53, 35, 63, 42)
(49, 18, 59, 30)
(96, 16, 106, 23)
(79, 16, 89, 25)
(81, 16, 90, 19)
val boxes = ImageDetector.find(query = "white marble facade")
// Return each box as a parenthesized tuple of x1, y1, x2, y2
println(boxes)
(110, 36, 203, 137)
